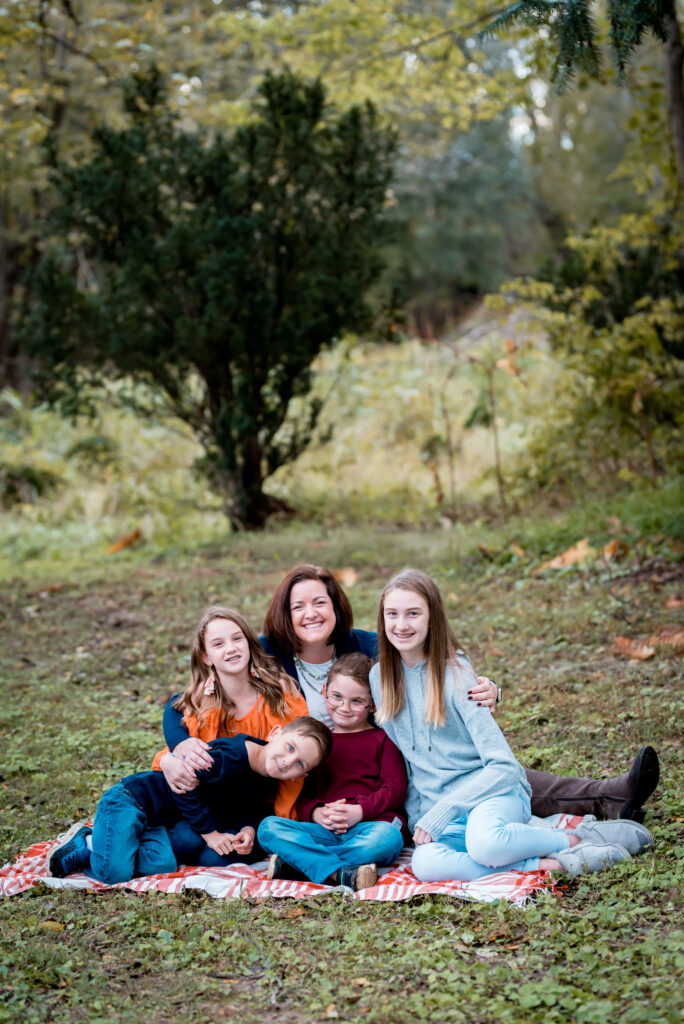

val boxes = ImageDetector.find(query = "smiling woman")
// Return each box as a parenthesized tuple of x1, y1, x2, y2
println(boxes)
(261, 565, 378, 726)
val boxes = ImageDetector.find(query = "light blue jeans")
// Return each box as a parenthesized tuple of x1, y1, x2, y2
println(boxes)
(257, 817, 405, 884)
(87, 782, 177, 884)
(411, 784, 572, 882)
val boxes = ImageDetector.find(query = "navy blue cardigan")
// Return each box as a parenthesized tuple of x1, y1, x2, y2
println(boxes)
(259, 628, 378, 686)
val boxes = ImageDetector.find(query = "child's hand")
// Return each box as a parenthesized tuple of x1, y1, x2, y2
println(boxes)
(326, 800, 363, 831)
(311, 803, 349, 831)
(230, 827, 255, 855)
(172, 737, 214, 771)
(413, 827, 433, 845)
(160, 751, 198, 794)
(468, 676, 498, 711)
(201, 830, 236, 855)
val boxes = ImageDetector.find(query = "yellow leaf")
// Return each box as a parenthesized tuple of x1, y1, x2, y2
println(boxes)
(39, 920, 65, 932)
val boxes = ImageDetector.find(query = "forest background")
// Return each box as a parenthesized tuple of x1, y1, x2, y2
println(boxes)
(1, 3, 683, 1023)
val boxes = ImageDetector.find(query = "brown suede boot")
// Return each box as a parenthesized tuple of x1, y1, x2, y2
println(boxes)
(527, 747, 660, 821)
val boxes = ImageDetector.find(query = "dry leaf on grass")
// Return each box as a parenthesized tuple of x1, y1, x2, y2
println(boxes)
(107, 529, 141, 555)
(646, 625, 684, 654)
(332, 567, 359, 588)
(509, 542, 526, 558)
(665, 595, 684, 608)
(602, 538, 629, 562)
(612, 637, 656, 661)
(537, 538, 595, 571)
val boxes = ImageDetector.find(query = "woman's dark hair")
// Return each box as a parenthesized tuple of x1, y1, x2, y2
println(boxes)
(263, 564, 354, 655)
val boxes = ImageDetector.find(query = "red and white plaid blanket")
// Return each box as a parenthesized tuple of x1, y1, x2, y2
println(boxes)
(0, 814, 586, 906)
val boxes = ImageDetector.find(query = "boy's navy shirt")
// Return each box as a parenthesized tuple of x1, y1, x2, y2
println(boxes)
(121, 736, 276, 836)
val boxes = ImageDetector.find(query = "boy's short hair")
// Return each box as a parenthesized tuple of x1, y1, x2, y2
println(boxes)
(280, 716, 333, 761)
(328, 653, 374, 689)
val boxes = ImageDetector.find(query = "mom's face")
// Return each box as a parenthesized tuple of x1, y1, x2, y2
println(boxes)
(289, 579, 337, 647)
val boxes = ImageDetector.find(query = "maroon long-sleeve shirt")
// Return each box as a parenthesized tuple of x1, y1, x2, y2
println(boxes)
(296, 727, 408, 829)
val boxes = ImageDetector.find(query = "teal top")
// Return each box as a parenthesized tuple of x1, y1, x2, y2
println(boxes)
(369, 656, 530, 839)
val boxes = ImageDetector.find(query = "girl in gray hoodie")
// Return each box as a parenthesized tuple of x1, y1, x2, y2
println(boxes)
(369, 570, 648, 881)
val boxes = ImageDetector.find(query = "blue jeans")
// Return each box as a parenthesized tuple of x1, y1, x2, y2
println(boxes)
(257, 817, 404, 884)
(411, 784, 572, 882)
(88, 782, 176, 884)
(168, 819, 263, 868)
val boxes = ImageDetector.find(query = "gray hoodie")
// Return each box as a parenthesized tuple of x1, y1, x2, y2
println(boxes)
(369, 656, 530, 839)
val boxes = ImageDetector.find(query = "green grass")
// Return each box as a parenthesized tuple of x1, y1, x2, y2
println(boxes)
(1, 515, 683, 1023)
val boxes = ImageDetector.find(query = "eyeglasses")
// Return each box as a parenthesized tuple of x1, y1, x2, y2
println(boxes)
(327, 693, 371, 710)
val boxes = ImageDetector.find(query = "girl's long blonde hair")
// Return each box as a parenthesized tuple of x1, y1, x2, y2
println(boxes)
(375, 570, 462, 728)
(175, 606, 295, 728)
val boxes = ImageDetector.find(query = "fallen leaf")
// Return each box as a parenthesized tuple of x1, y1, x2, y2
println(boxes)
(39, 920, 65, 932)
(537, 538, 596, 571)
(646, 626, 684, 654)
(509, 542, 526, 558)
(332, 567, 359, 588)
(487, 647, 504, 657)
(602, 538, 628, 561)
(612, 637, 656, 661)
(282, 906, 306, 918)
(325, 1005, 338, 1019)
(353, 978, 372, 987)
(107, 529, 141, 555)
(447, 592, 458, 605)
(665, 595, 684, 608)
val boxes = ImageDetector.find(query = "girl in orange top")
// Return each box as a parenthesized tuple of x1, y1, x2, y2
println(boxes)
(154, 606, 308, 819)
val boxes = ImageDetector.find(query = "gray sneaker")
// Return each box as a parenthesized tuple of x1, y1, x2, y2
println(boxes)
(554, 841, 631, 876)
(570, 820, 654, 856)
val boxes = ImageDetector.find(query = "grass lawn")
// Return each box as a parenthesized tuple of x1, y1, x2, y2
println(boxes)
(1, 521, 682, 1024)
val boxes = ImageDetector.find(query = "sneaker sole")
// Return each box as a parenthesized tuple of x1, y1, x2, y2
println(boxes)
(45, 821, 90, 877)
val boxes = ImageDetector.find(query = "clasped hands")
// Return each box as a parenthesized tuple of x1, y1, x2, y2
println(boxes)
(201, 826, 255, 856)
(312, 798, 363, 833)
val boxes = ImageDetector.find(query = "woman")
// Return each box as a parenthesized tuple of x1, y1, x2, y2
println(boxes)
(165, 564, 659, 821)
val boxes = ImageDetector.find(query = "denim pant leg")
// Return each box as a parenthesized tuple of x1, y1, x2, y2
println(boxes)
(89, 782, 149, 884)
(168, 819, 206, 866)
(258, 817, 348, 883)
(135, 826, 177, 877)
(335, 821, 404, 869)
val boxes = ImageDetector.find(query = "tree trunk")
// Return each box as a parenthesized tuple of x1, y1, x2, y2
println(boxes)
(215, 435, 292, 530)
(664, 4, 684, 210)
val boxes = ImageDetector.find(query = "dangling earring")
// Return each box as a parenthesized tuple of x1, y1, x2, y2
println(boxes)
(204, 667, 217, 696)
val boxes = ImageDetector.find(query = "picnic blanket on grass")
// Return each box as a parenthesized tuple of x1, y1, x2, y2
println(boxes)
(1, 814, 588, 906)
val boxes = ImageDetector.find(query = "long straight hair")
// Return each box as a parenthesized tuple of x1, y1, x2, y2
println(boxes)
(375, 570, 462, 727)
(175, 606, 294, 728)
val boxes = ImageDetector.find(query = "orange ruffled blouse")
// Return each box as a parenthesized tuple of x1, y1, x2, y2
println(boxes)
(151, 689, 309, 819)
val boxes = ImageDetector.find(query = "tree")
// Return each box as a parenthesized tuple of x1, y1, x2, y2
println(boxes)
(483, 1, 684, 207)
(22, 69, 395, 529)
